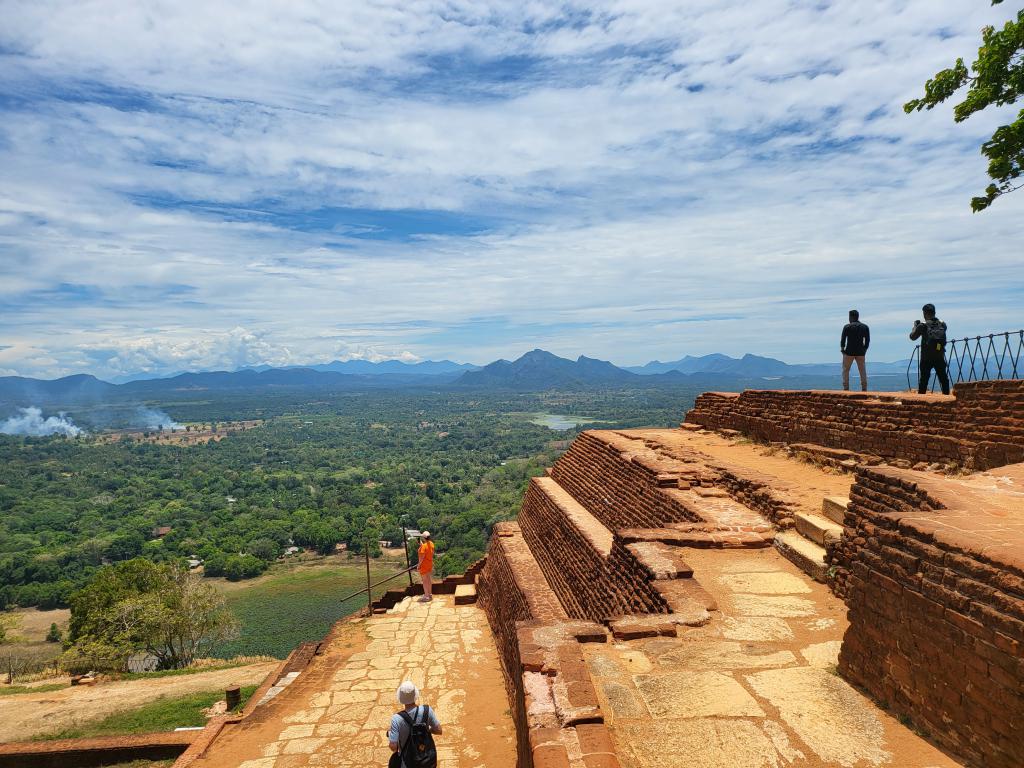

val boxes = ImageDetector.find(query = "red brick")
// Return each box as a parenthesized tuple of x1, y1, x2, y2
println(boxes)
(575, 723, 615, 756)
(533, 743, 571, 768)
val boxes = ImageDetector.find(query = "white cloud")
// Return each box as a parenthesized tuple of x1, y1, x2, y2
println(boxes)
(0, 1, 1021, 378)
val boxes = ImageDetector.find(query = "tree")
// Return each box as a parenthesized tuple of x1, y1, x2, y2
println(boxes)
(905, 2, 1024, 210)
(63, 559, 238, 671)
(246, 538, 280, 562)
(223, 554, 266, 581)
(46, 622, 62, 643)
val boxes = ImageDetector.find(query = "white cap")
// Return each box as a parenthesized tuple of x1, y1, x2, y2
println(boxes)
(397, 680, 418, 705)
(421, 531, 431, 538)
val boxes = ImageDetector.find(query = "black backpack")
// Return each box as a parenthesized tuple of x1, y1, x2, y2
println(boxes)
(926, 319, 947, 349)
(398, 705, 437, 768)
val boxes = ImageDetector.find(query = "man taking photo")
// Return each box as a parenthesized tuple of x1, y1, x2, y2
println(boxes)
(910, 303, 950, 395)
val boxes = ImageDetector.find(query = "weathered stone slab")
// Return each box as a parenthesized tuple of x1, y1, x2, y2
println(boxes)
(633, 671, 765, 719)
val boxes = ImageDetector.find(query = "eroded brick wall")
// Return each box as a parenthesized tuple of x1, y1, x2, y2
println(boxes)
(478, 523, 569, 768)
(706, 463, 800, 527)
(518, 479, 668, 620)
(835, 468, 1024, 768)
(685, 380, 1024, 470)
(549, 432, 701, 529)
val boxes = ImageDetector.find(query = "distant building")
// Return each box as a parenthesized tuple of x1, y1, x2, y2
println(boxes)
(152, 525, 172, 538)
(187, 559, 202, 569)
(284, 546, 301, 556)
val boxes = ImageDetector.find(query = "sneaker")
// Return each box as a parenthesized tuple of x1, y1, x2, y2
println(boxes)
(417, 596, 430, 603)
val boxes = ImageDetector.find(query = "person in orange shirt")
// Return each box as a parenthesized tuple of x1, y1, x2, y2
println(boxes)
(417, 532, 435, 603)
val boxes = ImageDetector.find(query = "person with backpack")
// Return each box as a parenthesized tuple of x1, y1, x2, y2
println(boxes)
(910, 303, 950, 395)
(840, 309, 870, 391)
(388, 681, 441, 768)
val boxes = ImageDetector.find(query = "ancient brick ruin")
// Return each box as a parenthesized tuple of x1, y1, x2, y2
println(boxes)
(686, 381, 1024, 470)
(108, 381, 1022, 768)
(477, 381, 1024, 768)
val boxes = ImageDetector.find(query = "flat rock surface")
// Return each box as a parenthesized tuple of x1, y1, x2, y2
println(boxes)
(584, 547, 964, 768)
(195, 596, 515, 768)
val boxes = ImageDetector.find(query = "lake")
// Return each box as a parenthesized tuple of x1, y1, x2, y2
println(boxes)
(528, 413, 605, 431)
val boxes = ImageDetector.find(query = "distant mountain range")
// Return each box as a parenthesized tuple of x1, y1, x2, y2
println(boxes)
(249, 359, 478, 376)
(626, 353, 911, 378)
(0, 350, 913, 408)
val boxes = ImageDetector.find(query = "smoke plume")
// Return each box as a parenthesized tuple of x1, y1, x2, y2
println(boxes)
(0, 407, 84, 437)
(134, 407, 184, 431)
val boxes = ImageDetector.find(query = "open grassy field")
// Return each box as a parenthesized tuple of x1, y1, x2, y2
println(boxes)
(35, 684, 259, 740)
(210, 554, 409, 659)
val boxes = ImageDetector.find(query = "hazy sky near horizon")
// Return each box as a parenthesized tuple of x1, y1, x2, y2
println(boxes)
(1, 1, 1021, 379)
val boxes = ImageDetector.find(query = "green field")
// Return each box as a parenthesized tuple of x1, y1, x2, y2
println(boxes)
(36, 685, 258, 740)
(211, 557, 407, 659)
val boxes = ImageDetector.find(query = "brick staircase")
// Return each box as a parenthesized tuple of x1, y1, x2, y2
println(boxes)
(510, 430, 789, 630)
(773, 496, 847, 582)
(478, 428, 861, 768)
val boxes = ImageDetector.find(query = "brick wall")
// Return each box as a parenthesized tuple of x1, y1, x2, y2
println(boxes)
(479, 523, 622, 768)
(833, 466, 1024, 768)
(704, 462, 801, 527)
(685, 380, 1024, 470)
(517, 479, 668, 620)
(478, 523, 570, 768)
(549, 432, 702, 529)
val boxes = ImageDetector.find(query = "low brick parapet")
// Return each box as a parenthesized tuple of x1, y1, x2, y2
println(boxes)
(685, 381, 1024, 470)
(834, 463, 1024, 767)
(0, 731, 196, 768)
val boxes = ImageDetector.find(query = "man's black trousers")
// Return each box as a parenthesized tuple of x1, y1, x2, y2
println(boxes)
(918, 355, 950, 395)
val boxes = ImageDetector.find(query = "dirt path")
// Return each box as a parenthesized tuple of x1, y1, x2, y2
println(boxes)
(196, 596, 517, 768)
(0, 662, 277, 742)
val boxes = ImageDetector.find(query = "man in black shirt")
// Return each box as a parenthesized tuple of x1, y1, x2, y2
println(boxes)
(910, 303, 950, 395)
(840, 309, 870, 391)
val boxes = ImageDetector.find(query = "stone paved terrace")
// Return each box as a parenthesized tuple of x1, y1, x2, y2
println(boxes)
(192, 595, 515, 768)
(586, 546, 961, 768)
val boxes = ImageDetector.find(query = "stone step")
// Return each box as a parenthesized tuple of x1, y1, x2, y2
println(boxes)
(793, 512, 843, 547)
(822, 496, 850, 525)
(774, 531, 828, 583)
(454, 583, 477, 605)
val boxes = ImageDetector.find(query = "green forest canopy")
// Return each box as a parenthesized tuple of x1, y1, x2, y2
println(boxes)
(0, 388, 697, 610)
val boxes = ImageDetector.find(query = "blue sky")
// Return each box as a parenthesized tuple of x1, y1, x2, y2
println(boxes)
(0, 1, 1021, 379)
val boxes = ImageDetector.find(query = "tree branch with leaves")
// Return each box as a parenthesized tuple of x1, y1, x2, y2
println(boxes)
(905, 1, 1024, 211)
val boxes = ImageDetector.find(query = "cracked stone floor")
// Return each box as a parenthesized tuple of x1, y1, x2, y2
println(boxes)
(585, 547, 965, 768)
(195, 595, 516, 768)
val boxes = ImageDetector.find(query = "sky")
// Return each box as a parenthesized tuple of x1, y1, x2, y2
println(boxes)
(1, 1, 1021, 380)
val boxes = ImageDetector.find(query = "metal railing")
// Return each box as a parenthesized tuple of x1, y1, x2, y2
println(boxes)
(907, 329, 1024, 392)
(337, 527, 420, 610)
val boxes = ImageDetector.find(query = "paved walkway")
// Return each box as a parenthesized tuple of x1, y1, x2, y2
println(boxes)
(585, 547, 964, 768)
(196, 596, 515, 768)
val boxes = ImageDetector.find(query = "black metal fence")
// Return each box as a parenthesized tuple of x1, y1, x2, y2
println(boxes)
(907, 330, 1024, 392)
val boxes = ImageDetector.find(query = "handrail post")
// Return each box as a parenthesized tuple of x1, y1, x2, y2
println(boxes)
(402, 526, 413, 586)
(365, 539, 372, 611)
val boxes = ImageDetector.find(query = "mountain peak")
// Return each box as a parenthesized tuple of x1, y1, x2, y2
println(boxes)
(455, 350, 635, 390)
